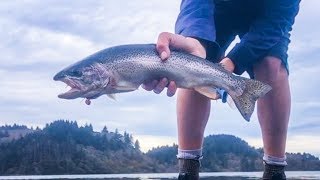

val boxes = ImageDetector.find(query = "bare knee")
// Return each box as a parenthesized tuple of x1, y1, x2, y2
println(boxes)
(253, 56, 288, 84)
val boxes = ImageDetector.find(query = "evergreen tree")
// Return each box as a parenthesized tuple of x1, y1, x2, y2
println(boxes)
(134, 140, 140, 151)
(102, 126, 108, 133)
(4, 130, 9, 137)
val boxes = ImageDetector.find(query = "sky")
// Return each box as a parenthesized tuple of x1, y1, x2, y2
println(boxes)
(0, 1, 319, 157)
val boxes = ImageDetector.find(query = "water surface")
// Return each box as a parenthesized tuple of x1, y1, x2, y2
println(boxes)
(1, 171, 320, 180)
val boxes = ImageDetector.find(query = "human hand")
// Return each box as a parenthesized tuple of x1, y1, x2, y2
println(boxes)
(207, 57, 235, 101)
(219, 57, 235, 72)
(142, 32, 206, 97)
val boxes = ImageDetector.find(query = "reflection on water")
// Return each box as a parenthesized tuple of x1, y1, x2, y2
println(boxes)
(0, 171, 320, 180)
(89, 178, 253, 180)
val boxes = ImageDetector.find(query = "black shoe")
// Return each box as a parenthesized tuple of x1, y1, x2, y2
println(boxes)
(178, 172, 199, 180)
(262, 162, 286, 180)
(178, 159, 200, 180)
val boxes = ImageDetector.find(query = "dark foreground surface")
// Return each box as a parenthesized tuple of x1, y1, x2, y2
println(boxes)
(1, 171, 320, 180)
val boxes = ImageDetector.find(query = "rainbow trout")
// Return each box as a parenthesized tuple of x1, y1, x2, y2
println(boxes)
(53, 44, 271, 121)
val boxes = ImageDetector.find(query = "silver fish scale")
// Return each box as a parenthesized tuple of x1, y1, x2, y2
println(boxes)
(102, 44, 245, 94)
(168, 51, 245, 94)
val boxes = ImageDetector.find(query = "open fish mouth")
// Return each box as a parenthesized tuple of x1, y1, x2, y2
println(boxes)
(57, 78, 83, 99)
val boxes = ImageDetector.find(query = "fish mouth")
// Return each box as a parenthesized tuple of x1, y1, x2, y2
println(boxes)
(57, 78, 84, 99)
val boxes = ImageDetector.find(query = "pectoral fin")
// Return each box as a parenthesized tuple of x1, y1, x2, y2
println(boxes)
(114, 81, 138, 91)
(107, 94, 116, 100)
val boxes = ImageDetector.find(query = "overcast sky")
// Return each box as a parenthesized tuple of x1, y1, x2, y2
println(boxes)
(0, 1, 319, 157)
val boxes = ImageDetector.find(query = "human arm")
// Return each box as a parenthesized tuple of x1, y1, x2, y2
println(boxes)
(142, 0, 219, 96)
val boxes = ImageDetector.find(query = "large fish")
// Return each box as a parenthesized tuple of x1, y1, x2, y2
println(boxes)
(54, 44, 271, 121)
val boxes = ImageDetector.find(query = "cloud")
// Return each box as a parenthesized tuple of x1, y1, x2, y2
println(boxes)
(246, 135, 320, 158)
(289, 0, 320, 62)
(0, 1, 180, 44)
(0, 18, 102, 67)
(134, 135, 177, 152)
(0, 0, 181, 140)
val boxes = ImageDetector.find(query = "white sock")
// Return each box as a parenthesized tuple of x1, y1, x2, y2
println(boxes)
(177, 148, 203, 160)
(263, 154, 287, 166)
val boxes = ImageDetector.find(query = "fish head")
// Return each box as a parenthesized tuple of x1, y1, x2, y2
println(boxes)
(54, 61, 113, 100)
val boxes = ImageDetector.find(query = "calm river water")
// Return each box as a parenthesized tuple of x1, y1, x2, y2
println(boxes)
(0, 171, 320, 180)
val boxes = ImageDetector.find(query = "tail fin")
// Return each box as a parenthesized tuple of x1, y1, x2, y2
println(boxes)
(230, 79, 272, 121)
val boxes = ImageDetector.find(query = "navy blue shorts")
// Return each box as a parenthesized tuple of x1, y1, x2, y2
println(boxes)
(213, 0, 289, 78)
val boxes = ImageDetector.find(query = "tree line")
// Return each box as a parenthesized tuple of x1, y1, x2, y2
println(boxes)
(0, 120, 319, 175)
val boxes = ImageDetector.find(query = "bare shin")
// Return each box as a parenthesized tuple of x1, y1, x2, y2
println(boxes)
(254, 56, 291, 157)
(176, 89, 211, 150)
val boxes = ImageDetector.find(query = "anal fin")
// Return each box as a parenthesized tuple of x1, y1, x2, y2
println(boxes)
(195, 86, 236, 109)
(194, 86, 220, 100)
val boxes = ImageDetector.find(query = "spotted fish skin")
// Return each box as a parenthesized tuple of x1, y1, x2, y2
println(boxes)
(54, 44, 272, 121)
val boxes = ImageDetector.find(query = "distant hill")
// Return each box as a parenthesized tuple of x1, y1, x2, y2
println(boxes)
(147, 135, 320, 171)
(0, 120, 319, 175)
(0, 124, 34, 143)
(0, 120, 159, 175)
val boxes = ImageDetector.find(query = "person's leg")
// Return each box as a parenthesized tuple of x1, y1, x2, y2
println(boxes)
(177, 89, 211, 179)
(177, 90, 211, 149)
(176, 1, 246, 179)
(253, 56, 291, 179)
(176, 3, 237, 177)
